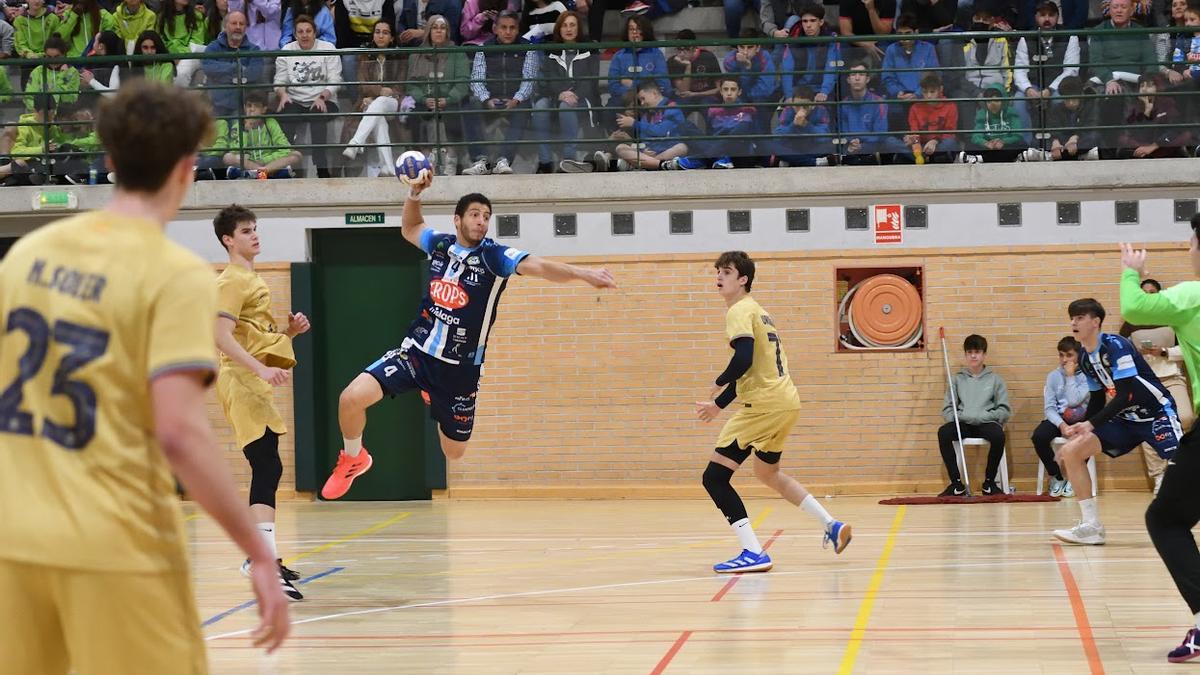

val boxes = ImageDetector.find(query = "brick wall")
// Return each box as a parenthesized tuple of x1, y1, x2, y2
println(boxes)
(206, 263, 299, 499)
(234, 245, 1192, 499)
(446, 243, 1192, 497)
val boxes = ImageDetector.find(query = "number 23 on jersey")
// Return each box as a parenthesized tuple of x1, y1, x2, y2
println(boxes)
(0, 306, 109, 450)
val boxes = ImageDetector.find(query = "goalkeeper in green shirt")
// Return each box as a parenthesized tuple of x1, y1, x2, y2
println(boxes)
(1120, 226, 1200, 664)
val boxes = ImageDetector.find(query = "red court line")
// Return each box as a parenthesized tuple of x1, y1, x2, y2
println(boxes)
(647, 529, 785, 675)
(649, 631, 693, 675)
(710, 529, 785, 603)
(1053, 543, 1105, 675)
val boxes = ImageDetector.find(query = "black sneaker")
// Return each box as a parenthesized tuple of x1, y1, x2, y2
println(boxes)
(938, 482, 966, 497)
(281, 574, 304, 602)
(278, 559, 300, 581)
(981, 480, 1005, 496)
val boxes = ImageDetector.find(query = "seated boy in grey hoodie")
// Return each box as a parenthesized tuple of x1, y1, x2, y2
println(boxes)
(938, 334, 1012, 496)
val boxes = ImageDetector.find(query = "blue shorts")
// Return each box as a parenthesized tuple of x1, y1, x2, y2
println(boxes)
(1093, 411, 1182, 459)
(364, 344, 480, 442)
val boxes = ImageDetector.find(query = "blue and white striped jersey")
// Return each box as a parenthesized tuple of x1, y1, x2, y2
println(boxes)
(1080, 332, 1177, 422)
(406, 228, 529, 367)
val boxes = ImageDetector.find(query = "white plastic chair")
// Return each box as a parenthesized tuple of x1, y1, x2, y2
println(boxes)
(1036, 437, 1098, 497)
(952, 437, 1009, 495)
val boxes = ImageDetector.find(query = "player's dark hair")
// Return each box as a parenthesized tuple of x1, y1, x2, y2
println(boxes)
(637, 79, 663, 94)
(454, 193, 492, 219)
(717, 76, 741, 90)
(1192, 212, 1200, 238)
(798, 3, 824, 19)
(43, 35, 68, 55)
(98, 80, 213, 193)
(1068, 298, 1106, 324)
(715, 251, 755, 292)
(963, 334, 987, 353)
(895, 13, 919, 31)
(1141, 278, 1162, 292)
(213, 204, 257, 250)
(1057, 335, 1079, 353)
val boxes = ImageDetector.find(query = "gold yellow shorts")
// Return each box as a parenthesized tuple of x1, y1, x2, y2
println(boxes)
(716, 407, 801, 455)
(0, 558, 208, 674)
(217, 365, 287, 449)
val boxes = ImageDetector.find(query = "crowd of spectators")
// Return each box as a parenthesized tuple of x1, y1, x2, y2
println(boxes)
(0, 0, 1196, 182)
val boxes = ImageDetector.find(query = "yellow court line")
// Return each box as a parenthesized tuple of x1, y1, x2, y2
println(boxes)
(751, 506, 774, 530)
(283, 512, 413, 566)
(396, 506, 775, 579)
(837, 505, 906, 675)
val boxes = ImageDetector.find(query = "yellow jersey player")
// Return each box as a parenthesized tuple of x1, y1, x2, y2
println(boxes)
(0, 81, 289, 673)
(213, 204, 310, 601)
(695, 251, 852, 573)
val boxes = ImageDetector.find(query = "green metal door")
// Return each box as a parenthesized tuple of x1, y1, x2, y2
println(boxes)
(309, 228, 434, 500)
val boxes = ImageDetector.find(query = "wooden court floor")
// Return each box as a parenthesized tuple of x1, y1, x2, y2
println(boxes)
(190, 494, 1193, 674)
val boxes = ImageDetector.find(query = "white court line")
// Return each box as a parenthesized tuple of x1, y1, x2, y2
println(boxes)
(203, 555, 1167, 641)
(188, 528, 1158, 547)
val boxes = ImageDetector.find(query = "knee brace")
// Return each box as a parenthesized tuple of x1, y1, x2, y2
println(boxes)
(242, 430, 283, 508)
(702, 461, 747, 525)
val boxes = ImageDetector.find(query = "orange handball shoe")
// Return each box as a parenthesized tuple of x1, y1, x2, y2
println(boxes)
(320, 448, 374, 500)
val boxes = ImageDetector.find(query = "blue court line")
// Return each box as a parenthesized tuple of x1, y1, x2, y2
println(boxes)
(202, 566, 345, 628)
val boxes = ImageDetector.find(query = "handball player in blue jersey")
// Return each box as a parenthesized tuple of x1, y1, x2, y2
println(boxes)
(1052, 297, 1184, 545)
(321, 169, 617, 499)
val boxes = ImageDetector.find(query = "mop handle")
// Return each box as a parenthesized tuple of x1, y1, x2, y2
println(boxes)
(939, 327, 970, 488)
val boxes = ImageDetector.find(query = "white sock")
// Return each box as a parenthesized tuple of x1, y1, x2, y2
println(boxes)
(256, 522, 277, 559)
(731, 518, 763, 554)
(343, 436, 362, 457)
(801, 494, 835, 529)
(1078, 497, 1099, 525)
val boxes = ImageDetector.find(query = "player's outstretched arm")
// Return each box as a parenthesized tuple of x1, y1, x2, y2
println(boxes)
(400, 168, 433, 249)
(216, 316, 289, 385)
(150, 371, 290, 652)
(516, 255, 617, 289)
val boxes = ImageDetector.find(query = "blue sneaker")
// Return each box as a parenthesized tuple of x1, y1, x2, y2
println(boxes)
(713, 549, 772, 574)
(225, 166, 243, 180)
(823, 520, 852, 554)
(712, 157, 734, 169)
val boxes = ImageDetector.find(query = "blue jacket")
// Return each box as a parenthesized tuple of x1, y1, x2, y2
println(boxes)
(721, 49, 777, 102)
(202, 33, 264, 113)
(707, 104, 755, 134)
(1173, 34, 1200, 82)
(396, 0, 462, 45)
(774, 104, 833, 154)
(775, 31, 839, 99)
(608, 46, 671, 102)
(837, 91, 888, 147)
(279, 6, 335, 47)
(633, 98, 684, 140)
(881, 40, 939, 98)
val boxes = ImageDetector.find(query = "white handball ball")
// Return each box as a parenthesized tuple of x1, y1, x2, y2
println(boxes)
(395, 150, 432, 184)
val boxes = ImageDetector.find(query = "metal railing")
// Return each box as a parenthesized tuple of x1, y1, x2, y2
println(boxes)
(2, 23, 1197, 183)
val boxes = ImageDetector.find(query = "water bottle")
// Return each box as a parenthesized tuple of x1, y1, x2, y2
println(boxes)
(87, 168, 97, 185)
(912, 142, 925, 165)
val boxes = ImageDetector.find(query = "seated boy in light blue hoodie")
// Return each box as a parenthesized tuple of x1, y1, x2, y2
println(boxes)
(1031, 336, 1090, 497)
